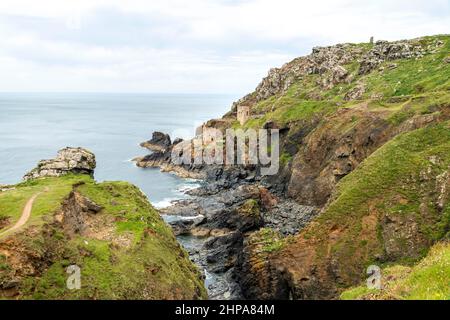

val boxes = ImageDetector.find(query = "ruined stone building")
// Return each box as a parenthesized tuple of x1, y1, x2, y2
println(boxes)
(237, 105, 250, 125)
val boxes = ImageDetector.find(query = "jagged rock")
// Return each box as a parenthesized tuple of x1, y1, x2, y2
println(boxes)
(287, 106, 392, 206)
(23, 147, 96, 181)
(344, 82, 366, 101)
(359, 39, 433, 74)
(321, 65, 350, 89)
(57, 191, 104, 237)
(258, 187, 278, 210)
(134, 134, 207, 179)
(140, 131, 172, 152)
(436, 167, 450, 212)
(167, 215, 205, 236)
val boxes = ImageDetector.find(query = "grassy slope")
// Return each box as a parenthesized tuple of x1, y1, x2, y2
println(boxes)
(296, 121, 450, 287)
(0, 175, 207, 299)
(341, 241, 450, 300)
(0, 175, 93, 234)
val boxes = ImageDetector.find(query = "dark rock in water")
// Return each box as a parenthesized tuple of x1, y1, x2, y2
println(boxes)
(167, 215, 205, 236)
(23, 147, 96, 181)
(140, 131, 172, 152)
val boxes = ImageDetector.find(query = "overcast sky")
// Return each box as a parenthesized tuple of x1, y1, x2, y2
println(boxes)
(0, 0, 448, 94)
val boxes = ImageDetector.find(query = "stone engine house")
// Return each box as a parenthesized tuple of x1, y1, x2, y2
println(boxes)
(237, 105, 250, 125)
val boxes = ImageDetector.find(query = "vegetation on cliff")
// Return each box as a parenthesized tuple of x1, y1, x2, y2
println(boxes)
(220, 35, 450, 299)
(274, 121, 450, 297)
(233, 35, 449, 131)
(0, 174, 206, 299)
(341, 241, 450, 300)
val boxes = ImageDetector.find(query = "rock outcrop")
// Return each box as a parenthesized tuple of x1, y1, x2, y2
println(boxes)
(358, 39, 443, 74)
(140, 131, 172, 152)
(230, 37, 445, 114)
(231, 43, 364, 112)
(23, 147, 96, 181)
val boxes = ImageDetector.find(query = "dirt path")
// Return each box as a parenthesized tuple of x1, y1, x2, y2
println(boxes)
(0, 188, 47, 237)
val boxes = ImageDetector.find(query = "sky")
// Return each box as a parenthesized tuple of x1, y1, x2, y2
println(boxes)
(0, 0, 448, 94)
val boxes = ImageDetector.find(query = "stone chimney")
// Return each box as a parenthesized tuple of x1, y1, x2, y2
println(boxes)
(237, 105, 250, 125)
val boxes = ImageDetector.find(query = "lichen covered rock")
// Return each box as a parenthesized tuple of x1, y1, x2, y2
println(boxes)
(23, 147, 96, 181)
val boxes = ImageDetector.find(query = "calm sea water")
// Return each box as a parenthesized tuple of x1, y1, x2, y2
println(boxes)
(0, 93, 235, 206)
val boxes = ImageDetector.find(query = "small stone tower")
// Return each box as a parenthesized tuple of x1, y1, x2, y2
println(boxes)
(237, 105, 250, 125)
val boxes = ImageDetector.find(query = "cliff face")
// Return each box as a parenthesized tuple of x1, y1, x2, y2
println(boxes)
(0, 150, 206, 300)
(136, 35, 450, 300)
(272, 123, 450, 299)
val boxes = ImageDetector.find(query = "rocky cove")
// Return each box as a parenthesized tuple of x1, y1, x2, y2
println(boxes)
(134, 130, 321, 299)
(1, 35, 449, 300)
(134, 35, 450, 300)
(160, 186, 318, 299)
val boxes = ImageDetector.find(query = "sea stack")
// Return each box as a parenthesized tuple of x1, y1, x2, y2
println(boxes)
(23, 147, 96, 181)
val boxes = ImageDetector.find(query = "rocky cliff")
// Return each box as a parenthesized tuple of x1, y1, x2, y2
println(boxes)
(136, 34, 450, 300)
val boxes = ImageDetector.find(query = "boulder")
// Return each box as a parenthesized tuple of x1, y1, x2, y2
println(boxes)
(23, 147, 96, 181)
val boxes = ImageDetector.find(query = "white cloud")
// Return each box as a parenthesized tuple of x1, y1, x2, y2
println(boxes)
(0, 0, 448, 93)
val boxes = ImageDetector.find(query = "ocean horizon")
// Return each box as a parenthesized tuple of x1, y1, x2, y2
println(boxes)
(0, 92, 236, 206)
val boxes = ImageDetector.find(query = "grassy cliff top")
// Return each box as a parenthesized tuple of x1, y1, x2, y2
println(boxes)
(0, 175, 207, 299)
(341, 241, 450, 300)
(229, 35, 449, 129)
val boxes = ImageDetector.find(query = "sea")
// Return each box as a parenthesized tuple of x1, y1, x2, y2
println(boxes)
(0, 93, 235, 207)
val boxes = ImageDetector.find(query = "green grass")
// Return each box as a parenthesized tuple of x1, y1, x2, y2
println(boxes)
(364, 36, 450, 98)
(242, 83, 338, 129)
(251, 228, 287, 253)
(0, 174, 207, 300)
(76, 180, 173, 245)
(341, 241, 450, 300)
(280, 152, 293, 167)
(238, 35, 449, 130)
(301, 121, 450, 283)
(0, 174, 93, 236)
(24, 224, 206, 299)
(340, 286, 380, 300)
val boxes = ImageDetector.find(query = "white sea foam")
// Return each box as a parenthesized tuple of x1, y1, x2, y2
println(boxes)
(153, 198, 178, 209)
(177, 182, 201, 193)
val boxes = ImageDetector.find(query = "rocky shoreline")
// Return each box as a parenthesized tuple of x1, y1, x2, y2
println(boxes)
(134, 130, 320, 299)
(134, 35, 450, 300)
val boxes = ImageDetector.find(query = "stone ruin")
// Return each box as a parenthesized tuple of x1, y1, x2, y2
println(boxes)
(196, 124, 221, 144)
(237, 105, 250, 125)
